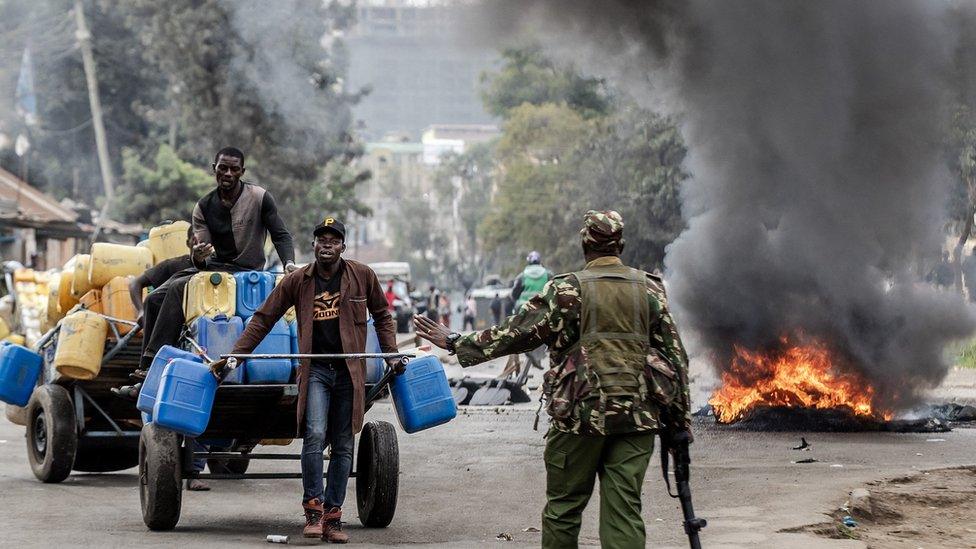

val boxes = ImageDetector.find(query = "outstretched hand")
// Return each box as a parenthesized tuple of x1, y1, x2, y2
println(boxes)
(192, 242, 215, 263)
(413, 315, 451, 349)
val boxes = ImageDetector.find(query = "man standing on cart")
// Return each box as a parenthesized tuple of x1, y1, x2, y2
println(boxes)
(211, 216, 399, 543)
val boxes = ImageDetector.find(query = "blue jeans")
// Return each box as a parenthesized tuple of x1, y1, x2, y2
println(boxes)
(302, 365, 355, 507)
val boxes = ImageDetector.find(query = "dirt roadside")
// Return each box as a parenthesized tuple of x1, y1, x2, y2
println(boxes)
(789, 466, 976, 549)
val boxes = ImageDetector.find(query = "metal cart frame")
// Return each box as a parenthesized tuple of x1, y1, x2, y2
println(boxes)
(139, 351, 410, 532)
(26, 313, 143, 483)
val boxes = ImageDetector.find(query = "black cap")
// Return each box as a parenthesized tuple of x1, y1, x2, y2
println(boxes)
(313, 216, 346, 239)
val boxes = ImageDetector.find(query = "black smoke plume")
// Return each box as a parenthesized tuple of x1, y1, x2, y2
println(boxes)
(481, 0, 976, 410)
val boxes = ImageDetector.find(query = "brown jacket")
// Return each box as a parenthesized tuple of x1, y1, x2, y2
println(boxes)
(230, 259, 398, 435)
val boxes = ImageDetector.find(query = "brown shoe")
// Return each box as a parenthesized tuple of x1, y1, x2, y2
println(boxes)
(302, 498, 325, 538)
(322, 506, 349, 544)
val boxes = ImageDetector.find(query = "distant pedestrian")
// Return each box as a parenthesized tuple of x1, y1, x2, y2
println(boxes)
(426, 285, 440, 322)
(462, 294, 477, 330)
(438, 294, 451, 327)
(384, 280, 397, 312)
(490, 292, 503, 325)
(512, 250, 553, 313)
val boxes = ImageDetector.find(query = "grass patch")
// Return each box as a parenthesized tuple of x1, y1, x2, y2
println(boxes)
(948, 338, 976, 369)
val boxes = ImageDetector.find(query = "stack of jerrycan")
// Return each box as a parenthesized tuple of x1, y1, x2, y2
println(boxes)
(235, 271, 292, 384)
(89, 243, 154, 288)
(234, 271, 275, 318)
(54, 310, 108, 380)
(70, 254, 93, 300)
(102, 276, 139, 336)
(57, 256, 80, 318)
(78, 289, 102, 314)
(148, 220, 191, 264)
(365, 317, 383, 384)
(46, 273, 64, 326)
(390, 352, 457, 433)
(191, 314, 244, 383)
(138, 345, 203, 422)
(184, 272, 236, 323)
(0, 341, 44, 407)
(154, 355, 217, 437)
(244, 318, 293, 383)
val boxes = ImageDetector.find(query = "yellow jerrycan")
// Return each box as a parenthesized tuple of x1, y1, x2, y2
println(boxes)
(183, 272, 236, 323)
(4, 334, 26, 346)
(102, 276, 139, 335)
(0, 316, 10, 340)
(275, 274, 296, 323)
(78, 289, 103, 314)
(55, 310, 108, 380)
(89, 243, 154, 287)
(148, 221, 191, 264)
(46, 273, 65, 325)
(70, 254, 93, 299)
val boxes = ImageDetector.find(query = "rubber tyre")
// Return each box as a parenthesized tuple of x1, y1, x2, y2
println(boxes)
(139, 424, 183, 531)
(356, 421, 399, 527)
(74, 437, 140, 472)
(26, 385, 77, 483)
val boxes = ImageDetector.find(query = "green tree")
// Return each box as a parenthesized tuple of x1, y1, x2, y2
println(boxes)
(431, 141, 497, 287)
(475, 47, 688, 276)
(0, 0, 367, 232)
(479, 102, 592, 275)
(480, 44, 611, 120)
(298, 159, 373, 239)
(115, 144, 211, 226)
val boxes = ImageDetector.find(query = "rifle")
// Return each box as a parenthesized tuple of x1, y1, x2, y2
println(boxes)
(660, 427, 707, 549)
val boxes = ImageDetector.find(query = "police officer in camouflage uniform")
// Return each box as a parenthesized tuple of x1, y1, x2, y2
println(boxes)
(414, 210, 693, 549)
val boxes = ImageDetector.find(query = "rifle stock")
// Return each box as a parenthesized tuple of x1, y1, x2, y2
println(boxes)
(661, 423, 706, 549)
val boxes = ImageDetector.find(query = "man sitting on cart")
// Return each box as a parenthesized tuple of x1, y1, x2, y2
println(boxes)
(139, 146, 298, 372)
(210, 216, 399, 543)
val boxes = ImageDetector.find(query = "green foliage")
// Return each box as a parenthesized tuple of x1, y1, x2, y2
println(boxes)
(430, 141, 497, 287)
(480, 103, 591, 274)
(296, 160, 373, 239)
(471, 46, 688, 276)
(473, 87, 688, 275)
(480, 44, 611, 119)
(116, 144, 211, 226)
(0, 0, 364, 231)
(946, 105, 976, 225)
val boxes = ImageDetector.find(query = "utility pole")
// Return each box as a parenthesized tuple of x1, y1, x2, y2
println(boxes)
(74, 0, 114, 238)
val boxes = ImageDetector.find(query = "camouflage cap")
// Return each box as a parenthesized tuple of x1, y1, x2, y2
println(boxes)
(580, 210, 624, 252)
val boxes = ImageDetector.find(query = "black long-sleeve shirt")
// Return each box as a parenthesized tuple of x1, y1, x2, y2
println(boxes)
(191, 182, 295, 271)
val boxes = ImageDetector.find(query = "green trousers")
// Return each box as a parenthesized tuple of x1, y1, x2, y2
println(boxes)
(542, 428, 655, 549)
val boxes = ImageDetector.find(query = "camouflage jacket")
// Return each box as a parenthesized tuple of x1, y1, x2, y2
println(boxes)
(455, 256, 692, 436)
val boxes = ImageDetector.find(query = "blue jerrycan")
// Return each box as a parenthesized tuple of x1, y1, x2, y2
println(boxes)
(390, 354, 457, 433)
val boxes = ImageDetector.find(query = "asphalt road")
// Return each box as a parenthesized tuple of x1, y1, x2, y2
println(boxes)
(2, 364, 975, 548)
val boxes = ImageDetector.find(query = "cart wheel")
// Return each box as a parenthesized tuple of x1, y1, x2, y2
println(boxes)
(139, 424, 183, 531)
(26, 385, 77, 483)
(74, 437, 140, 472)
(356, 421, 399, 527)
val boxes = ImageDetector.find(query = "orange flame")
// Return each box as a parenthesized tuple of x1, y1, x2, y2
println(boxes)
(709, 339, 892, 423)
